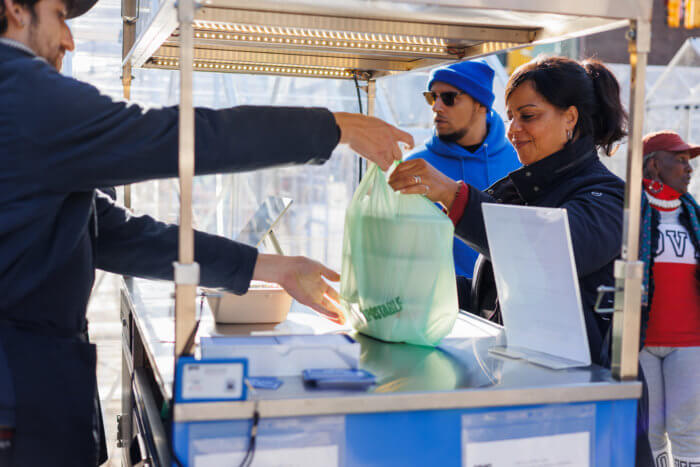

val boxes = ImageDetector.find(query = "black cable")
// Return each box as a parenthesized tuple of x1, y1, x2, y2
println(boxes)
(353, 72, 366, 183)
(238, 409, 260, 467)
(352, 72, 363, 115)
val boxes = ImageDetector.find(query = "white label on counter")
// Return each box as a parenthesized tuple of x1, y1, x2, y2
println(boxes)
(181, 361, 244, 400)
(193, 445, 339, 467)
(463, 432, 589, 467)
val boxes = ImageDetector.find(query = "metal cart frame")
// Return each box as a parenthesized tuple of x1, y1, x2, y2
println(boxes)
(118, 2, 653, 464)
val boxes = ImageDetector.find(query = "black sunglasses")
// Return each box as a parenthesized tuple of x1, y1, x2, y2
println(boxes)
(423, 90, 465, 107)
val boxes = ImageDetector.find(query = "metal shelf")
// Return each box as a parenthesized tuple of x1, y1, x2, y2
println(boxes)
(124, 0, 650, 79)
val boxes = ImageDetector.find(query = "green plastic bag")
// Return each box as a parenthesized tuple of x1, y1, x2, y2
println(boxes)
(340, 163, 458, 346)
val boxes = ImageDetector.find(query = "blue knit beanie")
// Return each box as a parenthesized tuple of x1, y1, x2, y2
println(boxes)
(427, 60, 495, 109)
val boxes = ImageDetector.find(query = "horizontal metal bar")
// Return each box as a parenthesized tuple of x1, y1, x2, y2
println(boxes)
(174, 381, 642, 422)
(171, 35, 458, 60)
(203, 0, 652, 24)
(194, 7, 537, 44)
(457, 40, 528, 59)
(150, 44, 444, 72)
(533, 17, 630, 44)
(646, 100, 700, 109)
(146, 59, 368, 79)
(397, 0, 653, 21)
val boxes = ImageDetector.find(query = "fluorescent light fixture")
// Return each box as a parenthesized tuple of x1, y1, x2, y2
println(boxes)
(191, 21, 450, 55)
(150, 58, 358, 78)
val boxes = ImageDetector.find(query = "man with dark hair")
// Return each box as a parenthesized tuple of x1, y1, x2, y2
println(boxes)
(0, 0, 413, 464)
(639, 131, 700, 467)
(405, 60, 520, 280)
(0, 0, 71, 68)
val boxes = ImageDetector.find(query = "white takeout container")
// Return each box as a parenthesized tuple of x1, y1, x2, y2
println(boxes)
(203, 281, 293, 324)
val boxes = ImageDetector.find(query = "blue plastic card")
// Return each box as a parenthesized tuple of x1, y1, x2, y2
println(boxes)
(302, 368, 375, 389)
(246, 376, 283, 390)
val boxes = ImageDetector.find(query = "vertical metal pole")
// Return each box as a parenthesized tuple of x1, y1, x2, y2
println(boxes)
(119, 3, 136, 454)
(122, 58, 132, 209)
(367, 80, 376, 117)
(611, 19, 651, 381)
(174, 0, 198, 358)
(358, 79, 375, 182)
(121, 0, 136, 209)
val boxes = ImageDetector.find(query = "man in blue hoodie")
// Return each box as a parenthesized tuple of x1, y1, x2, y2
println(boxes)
(405, 60, 520, 278)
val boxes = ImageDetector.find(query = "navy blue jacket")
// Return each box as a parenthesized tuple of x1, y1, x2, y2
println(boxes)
(457, 137, 624, 365)
(0, 41, 339, 465)
(405, 111, 520, 277)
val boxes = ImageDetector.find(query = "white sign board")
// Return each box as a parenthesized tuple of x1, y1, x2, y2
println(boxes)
(194, 445, 339, 467)
(482, 204, 591, 368)
(464, 432, 590, 467)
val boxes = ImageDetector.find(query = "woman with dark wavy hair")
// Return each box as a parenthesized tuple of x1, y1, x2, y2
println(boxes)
(390, 56, 653, 465)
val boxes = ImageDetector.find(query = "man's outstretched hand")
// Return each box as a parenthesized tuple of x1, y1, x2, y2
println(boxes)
(253, 254, 345, 325)
(333, 112, 414, 170)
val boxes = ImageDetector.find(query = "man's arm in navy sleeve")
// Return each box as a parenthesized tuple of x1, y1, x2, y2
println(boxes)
(11, 59, 339, 192)
(93, 191, 257, 295)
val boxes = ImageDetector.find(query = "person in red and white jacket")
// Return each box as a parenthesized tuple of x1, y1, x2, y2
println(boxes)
(639, 130, 700, 467)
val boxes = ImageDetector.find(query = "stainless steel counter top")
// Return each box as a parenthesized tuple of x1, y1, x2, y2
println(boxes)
(121, 278, 641, 422)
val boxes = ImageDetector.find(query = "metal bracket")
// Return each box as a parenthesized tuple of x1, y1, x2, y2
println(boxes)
(121, 0, 140, 23)
(594, 285, 617, 315)
(173, 261, 200, 285)
(595, 261, 645, 315)
(351, 70, 373, 82)
(116, 414, 125, 448)
(614, 259, 644, 280)
(446, 46, 467, 58)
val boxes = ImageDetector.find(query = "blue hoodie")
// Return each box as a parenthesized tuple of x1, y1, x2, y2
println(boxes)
(405, 110, 520, 278)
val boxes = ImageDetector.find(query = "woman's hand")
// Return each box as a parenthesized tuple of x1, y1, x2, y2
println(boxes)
(333, 112, 414, 171)
(388, 158, 461, 210)
(253, 254, 345, 325)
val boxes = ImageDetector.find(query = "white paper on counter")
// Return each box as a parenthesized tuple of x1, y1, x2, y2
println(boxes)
(463, 432, 589, 467)
(194, 445, 339, 467)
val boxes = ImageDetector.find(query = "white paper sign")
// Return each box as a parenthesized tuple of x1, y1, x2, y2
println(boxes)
(194, 445, 339, 467)
(463, 432, 590, 467)
(482, 204, 591, 367)
(182, 362, 244, 400)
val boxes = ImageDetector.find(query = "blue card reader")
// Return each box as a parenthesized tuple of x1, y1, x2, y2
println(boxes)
(302, 368, 376, 390)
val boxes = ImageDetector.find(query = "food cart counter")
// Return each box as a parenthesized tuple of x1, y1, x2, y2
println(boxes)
(118, 1, 653, 465)
(120, 277, 640, 466)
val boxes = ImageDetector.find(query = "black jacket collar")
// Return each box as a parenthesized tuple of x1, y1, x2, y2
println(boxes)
(505, 136, 598, 204)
